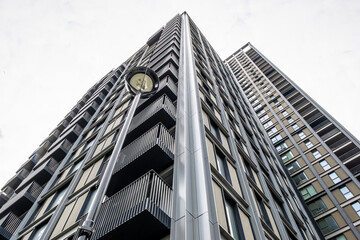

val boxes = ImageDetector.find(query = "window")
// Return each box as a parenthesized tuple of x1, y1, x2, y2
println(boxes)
(320, 160, 331, 171)
(300, 184, 317, 200)
(276, 142, 288, 152)
(305, 140, 313, 149)
(210, 120, 221, 141)
(273, 99, 279, 105)
(278, 105, 284, 111)
(281, 151, 294, 163)
(267, 127, 277, 136)
(111, 129, 120, 143)
(68, 159, 84, 176)
(257, 109, 265, 116)
(317, 215, 339, 235)
(251, 99, 259, 106)
(271, 134, 283, 144)
(263, 120, 273, 129)
(216, 151, 230, 182)
(332, 235, 347, 240)
(93, 121, 104, 132)
(287, 116, 294, 124)
(340, 186, 353, 200)
(307, 199, 327, 216)
(260, 114, 269, 122)
(329, 172, 341, 184)
(248, 95, 256, 101)
(224, 199, 243, 240)
(287, 161, 301, 174)
(352, 202, 360, 217)
(298, 131, 306, 139)
(30, 223, 48, 240)
(46, 186, 68, 211)
(292, 124, 299, 131)
(293, 172, 308, 185)
(312, 150, 322, 159)
(255, 193, 272, 229)
(254, 104, 262, 111)
(266, 91, 271, 95)
(77, 189, 97, 220)
(81, 138, 95, 153)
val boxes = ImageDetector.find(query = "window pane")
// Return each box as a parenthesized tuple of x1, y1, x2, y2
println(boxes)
(293, 172, 308, 185)
(225, 200, 240, 240)
(307, 199, 327, 216)
(340, 186, 354, 200)
(287, 161, 300, 174)
(320, 160, 331, 171)
(329, 172, 341, 184)
(317, 215, 339, 235)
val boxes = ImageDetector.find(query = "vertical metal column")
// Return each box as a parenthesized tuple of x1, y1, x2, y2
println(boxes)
(171, 12, 220, 240)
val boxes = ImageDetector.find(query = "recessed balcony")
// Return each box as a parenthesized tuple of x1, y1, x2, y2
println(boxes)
(124, 95, 176, 146)
(0, 182, 42, 218)
(2, 168, 29, 191)
(52, 123, 83, 146)
(107, 123, 174, 196)
(36, 139, 72, 166)
(0, 212, 22, 240)
(94, 171, 172, 240)
(15, 158, 59, 194)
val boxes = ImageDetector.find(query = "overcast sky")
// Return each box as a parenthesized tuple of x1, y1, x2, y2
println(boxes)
(0, 0, 359, 188)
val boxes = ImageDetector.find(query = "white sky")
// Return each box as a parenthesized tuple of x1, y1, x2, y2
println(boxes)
(0, 0, 359, 188)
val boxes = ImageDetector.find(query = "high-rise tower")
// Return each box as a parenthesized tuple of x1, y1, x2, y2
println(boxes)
(1, 13, 324, 240)
(225, 43, 360, 240)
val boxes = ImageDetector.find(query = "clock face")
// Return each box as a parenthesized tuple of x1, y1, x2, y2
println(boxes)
(129, 73, 154, 93)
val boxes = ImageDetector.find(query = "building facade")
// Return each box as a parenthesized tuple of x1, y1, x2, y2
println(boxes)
(0, 13, 333, 240)
(225, 43, 360, 240)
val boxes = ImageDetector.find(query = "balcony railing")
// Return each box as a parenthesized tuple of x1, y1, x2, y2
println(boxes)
(15, 158, 60, 193)
(107, 123, 174, 196)
(124, 95, 176, 146)
(0, 182, 42, 218)
(93, 171, 172, 240)
(0, 212, 22, 239)
(136, 77, 177, 113)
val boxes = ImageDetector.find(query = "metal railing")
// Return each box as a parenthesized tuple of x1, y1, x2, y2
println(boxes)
(0, 212, 22, 237)
(93, 171, 172, 239)
(115, 123, 174, 173)
(129, 95, 176, 133)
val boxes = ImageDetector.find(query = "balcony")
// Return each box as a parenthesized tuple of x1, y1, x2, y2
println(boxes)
(47, 129, 61, 144)
(52, 124, 83, 146)
(136, 77, 177, 114)
(124, 95, 176, 146)
(15, 158, 59, 193)
(64, 111, 77, 122)
(156, 61, 178, 81)
(107, 123, 174, 196)
(94, 171, 172, 240)
(36, 139, 72, 166)
(2, 168, 29, 191)
(0, 182, 42, 218)
(0, 212, 22, 240)
(69, 111, 92, 129)
(0, 192, 9, 208)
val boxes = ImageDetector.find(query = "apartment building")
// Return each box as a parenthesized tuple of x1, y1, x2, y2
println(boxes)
(0, 13, 324, 240)
(225, 43, 360, 240)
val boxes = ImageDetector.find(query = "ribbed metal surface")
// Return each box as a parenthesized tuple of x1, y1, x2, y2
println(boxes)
(129, 95, 176, 133)
(115, 123, 174, 173)
(0, 212, 22, 238)
(93, 171, 172, 239)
